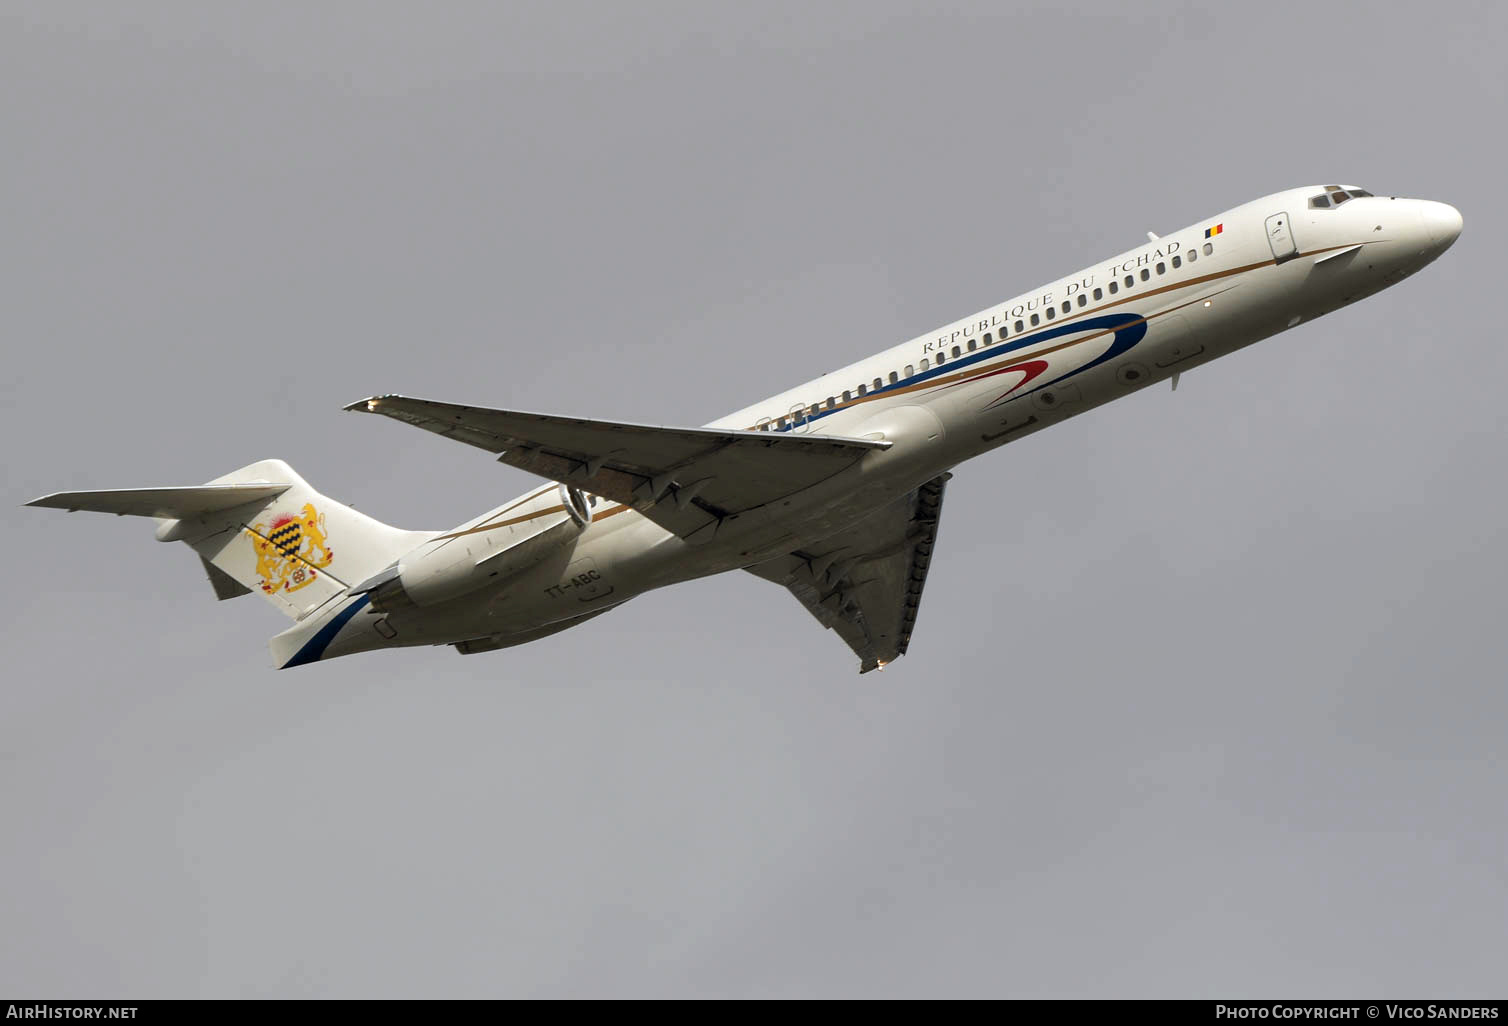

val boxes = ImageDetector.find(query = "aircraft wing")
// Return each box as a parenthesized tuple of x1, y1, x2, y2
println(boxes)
(346, 394, 890, 542)
(743, 473, 950, 674)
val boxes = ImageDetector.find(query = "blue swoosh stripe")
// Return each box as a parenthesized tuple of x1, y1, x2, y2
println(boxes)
(281, 594, 371, 669)
(777, 312, 1146, 431)
(1012, 313, 1148, 398)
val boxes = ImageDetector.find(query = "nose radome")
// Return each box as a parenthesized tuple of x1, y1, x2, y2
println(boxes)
(1420, 201, 1464, 248)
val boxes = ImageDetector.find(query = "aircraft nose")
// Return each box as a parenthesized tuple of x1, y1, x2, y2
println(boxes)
(1419, 200, 1464, 249)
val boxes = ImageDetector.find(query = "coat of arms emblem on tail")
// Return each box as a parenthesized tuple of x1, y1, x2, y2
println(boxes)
(246, 502, 334, 594)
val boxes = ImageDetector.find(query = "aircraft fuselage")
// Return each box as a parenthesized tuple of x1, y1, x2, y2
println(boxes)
(329, 186, 1461, 663)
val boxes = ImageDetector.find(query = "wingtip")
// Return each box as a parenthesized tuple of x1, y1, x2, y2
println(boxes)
(344, 394, 411, 414)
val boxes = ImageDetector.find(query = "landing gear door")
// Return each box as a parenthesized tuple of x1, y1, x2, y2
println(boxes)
(1265, 212, 1298, 264)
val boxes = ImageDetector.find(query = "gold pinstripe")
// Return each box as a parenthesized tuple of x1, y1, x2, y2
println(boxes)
(743, 243, 1364, 430)
(436, 491, 637, 541)
(433, 504, 568, 541)
(431, 484, 558, 541)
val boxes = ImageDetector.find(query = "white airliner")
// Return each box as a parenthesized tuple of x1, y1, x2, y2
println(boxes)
(28, 185, 1463, 672)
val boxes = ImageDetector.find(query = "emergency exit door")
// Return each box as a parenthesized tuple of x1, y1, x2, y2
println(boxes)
(1266, 212, 1298, 264)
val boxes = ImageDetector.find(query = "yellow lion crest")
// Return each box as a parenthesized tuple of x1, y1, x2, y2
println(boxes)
(246, 502, 334, 594)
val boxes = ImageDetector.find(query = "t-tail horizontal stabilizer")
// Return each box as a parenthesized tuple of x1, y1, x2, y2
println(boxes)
(25, 484, 292, 519)
(26, 459, 436, 665)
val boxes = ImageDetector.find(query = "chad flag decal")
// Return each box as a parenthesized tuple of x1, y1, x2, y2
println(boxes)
(1204, 223, 1224, 238)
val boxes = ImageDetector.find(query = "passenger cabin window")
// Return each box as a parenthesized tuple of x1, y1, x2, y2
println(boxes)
(1030, 313, 1040, 326)
(1093, 287, 1103, 299)
(1077, 294, 1087, 307)
(842, 390, 852, 402)
(971, 338, 981, 350)
(889, 371, 898, 384)
(857, 384, 867, 396)
(1187, 249, 1197, 262)
(952, 345, 962, 357)
(1124, 275, 1134, 287)
(1156, 262, 1165, 275)
(874, 377, 883, 390)
(1172, 255, 1181, 268)
(1046, 307, 1055, 320)
(920, 358, 929, 371)
(904, 364, 915, 377)
(1015, 319, 1024, 332)
(1203, 242, 1213, 255)
(1140, 268, 1150, 281)
(1109, 281, 1119, 294)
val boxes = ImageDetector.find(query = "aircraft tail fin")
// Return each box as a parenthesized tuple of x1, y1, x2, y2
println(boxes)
(27, 459, 434, 621)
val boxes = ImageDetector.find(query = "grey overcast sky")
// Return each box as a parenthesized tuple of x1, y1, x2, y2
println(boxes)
(3, 0, 1504, 999)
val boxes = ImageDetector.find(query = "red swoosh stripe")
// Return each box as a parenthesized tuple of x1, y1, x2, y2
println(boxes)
(943, 358, 1051, 405)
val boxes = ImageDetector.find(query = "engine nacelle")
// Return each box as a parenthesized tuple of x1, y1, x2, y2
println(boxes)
(369, 483, 590, 610)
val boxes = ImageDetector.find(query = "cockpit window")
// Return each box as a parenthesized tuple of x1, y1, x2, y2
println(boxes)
(1309, 185, 1373, 209)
